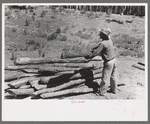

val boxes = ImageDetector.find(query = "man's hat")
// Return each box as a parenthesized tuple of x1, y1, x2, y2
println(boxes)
(99, 28, 111, 36)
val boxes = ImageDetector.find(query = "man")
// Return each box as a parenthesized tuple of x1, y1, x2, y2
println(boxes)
(85, 28, 117, 96)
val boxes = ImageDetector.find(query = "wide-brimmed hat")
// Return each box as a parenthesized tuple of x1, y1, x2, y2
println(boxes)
(99, 28, 111, 36)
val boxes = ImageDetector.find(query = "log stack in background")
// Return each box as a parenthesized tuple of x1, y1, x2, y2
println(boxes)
(4, 57, 103, 99)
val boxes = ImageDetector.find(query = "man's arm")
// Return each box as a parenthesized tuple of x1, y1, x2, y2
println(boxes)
(85, 43, 103, 59)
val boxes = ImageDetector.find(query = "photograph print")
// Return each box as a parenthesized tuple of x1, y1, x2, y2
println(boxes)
(3, 4, 147, 100)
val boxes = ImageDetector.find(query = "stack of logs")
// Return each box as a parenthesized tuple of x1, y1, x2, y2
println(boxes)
(5, 57, 103, 99)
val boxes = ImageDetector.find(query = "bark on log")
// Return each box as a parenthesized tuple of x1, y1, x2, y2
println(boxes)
(8, 77, 37, 88)
(5, 65, 39, 70)
(40, 86, 93, 99)
(31, 73, 101, 97)
(14, 57, 88, 65)
(49, 63, 95, 68)
(19, 85, 31, 89)
(21, 69, 39, 73)
(6, 88, 34, 97)
(132, 64, 145, 71)
(6, 63, 95, 69)
(38, 66, 82, 73)
(5, 73, 40, 82)
(29, 78, 47, 90)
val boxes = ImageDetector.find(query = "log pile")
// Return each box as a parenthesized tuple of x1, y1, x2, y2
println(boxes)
(5, 57, 103, 99)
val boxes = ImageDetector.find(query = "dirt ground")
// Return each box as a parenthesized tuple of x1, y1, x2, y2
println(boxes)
(4, 6, 146, 100)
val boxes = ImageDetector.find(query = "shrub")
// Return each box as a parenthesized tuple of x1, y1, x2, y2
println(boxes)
(75, 30, 83, 37)
(12, 27, 17, 33)
(82, 28, 86, 32)
(80, 9, 86, 14)
(47, 32, 58, 41)
(56, 28, 61, 34)
(62, 25, 69, 33)
(40, 10, 47, 18)
(57, 34, 67, 41)
(86, 11, 93, 18)
(36, 29, 47, 38)
(26, 39, 35, 45)
(94, 12, 100, 18)
(60, 34, 67, 41)
(51, 15, 55, 19)
(81, 33, 91, 39)
(120, 50, 137, 57)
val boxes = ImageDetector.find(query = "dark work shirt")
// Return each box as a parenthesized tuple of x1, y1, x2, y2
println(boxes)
(88, 39, 115, 62)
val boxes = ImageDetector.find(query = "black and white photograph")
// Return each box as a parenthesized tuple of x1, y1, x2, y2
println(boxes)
(2, 3, 148, 121)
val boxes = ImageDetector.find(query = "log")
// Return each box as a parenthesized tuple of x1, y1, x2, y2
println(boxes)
(40, 86, 93, 99)
(6, 63, 95, 69)
(38, 66, 82, 73)
(14, 57, 88, 65)
(8, 77, 37, 88)
(5, 73, 40, 82)
(132, 64, 145, 71)
(5, 65, 39, 70)
(19, 85, 31, 89)
(6, 88, 34, 97)
(31, 73, 101, 97)
(29, 78, 47, 90)
(49, 63, 95, 68)
(29, 78, 40, 87)
(21, 69, 39, 73)
(39, 69, 102, 85)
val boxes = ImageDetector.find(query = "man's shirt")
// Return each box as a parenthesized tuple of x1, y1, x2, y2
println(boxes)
(88, 39, 115, 62)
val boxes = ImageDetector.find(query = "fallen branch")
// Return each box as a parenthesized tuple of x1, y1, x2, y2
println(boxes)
(132, 64, 145, 71)
(138, 62, 145, 66)
(40, 86, 93, 99)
